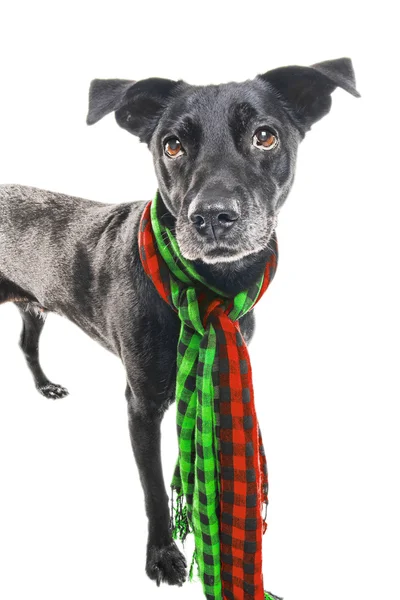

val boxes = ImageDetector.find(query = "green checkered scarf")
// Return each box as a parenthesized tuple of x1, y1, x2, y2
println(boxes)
(139, 193, 279, 600)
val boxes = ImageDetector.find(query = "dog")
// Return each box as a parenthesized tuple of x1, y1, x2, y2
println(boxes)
(0, 57, 359, 589)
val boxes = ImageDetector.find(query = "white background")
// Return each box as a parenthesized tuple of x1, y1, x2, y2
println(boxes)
(0, 2, 399, 599)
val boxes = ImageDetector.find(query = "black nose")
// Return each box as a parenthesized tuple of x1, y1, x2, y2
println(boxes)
(189, 200, 240, 240)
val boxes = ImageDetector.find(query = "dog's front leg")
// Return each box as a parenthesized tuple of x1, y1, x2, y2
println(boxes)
(126, 384, 187, 587)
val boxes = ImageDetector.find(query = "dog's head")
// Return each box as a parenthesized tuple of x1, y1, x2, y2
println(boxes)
(87, 58, 359, 265)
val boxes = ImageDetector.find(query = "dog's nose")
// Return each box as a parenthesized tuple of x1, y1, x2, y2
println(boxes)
(189, 200, 240, 240)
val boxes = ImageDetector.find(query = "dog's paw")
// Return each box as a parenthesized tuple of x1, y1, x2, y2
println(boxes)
(146, 541, 187, 587)
(37, 382, 69, 399)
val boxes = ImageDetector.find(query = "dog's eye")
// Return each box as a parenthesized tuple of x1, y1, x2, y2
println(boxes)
(253, 128, 278, 151)
(164, 138, 184, 158)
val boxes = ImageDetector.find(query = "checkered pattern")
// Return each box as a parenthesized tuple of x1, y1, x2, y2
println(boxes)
(138, 193, 278, 600)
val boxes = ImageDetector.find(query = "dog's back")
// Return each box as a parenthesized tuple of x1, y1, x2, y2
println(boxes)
(0, 184, 111, 301)
(0, 184, 146, 353)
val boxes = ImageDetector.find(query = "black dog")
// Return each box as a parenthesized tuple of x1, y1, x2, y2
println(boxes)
(0, 58, 359, 589)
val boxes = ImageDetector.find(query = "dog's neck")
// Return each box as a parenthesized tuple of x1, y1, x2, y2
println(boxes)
(192, 252, 271, 296)
(157, 195, 272, 297)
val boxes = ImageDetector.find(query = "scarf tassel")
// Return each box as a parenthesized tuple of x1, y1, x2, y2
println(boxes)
(170, 489, 198, 582)
(170, 488, 192, 543)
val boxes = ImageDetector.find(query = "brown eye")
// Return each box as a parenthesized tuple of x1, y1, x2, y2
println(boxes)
(253, 128, 278, 151)
(164, 138, 184, 158)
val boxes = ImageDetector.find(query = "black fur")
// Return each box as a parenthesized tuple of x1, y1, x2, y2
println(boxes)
(0, 57, 359, 589)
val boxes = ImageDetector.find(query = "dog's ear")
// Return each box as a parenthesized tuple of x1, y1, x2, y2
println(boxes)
(259, 57, 360, 133)
(86, 77, 180, 143)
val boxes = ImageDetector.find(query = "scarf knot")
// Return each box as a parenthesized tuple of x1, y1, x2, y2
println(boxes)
(139, 193, 278, 600)
(178, 290, 235, 335)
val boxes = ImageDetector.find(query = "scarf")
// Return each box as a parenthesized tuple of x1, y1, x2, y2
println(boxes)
(138, 192, 279, 600)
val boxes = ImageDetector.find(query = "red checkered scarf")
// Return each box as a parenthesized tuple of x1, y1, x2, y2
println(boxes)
(139, 196, 278, 599)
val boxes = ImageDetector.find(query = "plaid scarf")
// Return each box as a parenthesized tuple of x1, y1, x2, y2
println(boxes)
(138, 193, 279, 600)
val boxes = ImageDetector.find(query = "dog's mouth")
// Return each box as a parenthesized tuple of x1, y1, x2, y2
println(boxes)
(177, 229, 276, 265)
(196, 244, 264, 264)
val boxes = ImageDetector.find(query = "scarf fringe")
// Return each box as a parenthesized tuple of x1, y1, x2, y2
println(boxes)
(263, 500, 268, 534)
(170, 488, 192, 543)
(189, 549, 197, 581)
(170, 489, 198, 585)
